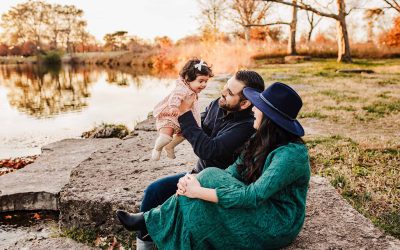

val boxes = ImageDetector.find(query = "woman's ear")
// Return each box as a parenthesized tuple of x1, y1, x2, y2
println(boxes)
(240, 99, 252, 110)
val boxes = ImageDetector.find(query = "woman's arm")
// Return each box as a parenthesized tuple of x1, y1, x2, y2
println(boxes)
(215, 145, 309, 209)
(177, 174, 218, 203)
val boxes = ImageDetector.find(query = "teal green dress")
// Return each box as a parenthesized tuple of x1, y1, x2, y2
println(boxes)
(144, 143, 310, 249)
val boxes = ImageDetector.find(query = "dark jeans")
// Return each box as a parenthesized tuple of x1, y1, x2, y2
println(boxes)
(138, 173, 185, 241)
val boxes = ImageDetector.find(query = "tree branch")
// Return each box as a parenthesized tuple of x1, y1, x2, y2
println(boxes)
(245, 21, 290, 27)
(261, 0, 338, 19)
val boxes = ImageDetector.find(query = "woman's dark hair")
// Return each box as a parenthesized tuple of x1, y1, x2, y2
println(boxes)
(237, 116, 304, 184)
(179, 58, 214, 82)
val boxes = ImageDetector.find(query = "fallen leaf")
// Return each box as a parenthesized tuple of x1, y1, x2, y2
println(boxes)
(33, 213, 41, 220)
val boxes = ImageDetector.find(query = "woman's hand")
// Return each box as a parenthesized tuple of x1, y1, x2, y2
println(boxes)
(178, 94, 196, 115)
(176, 174, 201, 198)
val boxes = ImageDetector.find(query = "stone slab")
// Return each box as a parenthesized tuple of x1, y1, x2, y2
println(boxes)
(59, 131, 197, 234)
(1, 221, 99, 250)
(0, 138, 120, 212)
(286, 176, 400, 249)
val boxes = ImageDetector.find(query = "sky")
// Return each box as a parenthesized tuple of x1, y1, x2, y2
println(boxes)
(0, 0, 396, 43)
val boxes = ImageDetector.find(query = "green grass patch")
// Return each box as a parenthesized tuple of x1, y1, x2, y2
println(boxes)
(299, 111, 327, 119)
(362, 100, 400, 116)
(62, 227, 98, 246)
(319, 90, 360, 103)
(307, 135, 400, 239)
(377, 79, 398, 86)
(323, 105, 357, 111)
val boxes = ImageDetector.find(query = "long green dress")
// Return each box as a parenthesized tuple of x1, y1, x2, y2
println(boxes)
(144, 143, 310, 250)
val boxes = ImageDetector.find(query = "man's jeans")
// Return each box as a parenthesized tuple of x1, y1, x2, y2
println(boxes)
(138, 173, 185, 241)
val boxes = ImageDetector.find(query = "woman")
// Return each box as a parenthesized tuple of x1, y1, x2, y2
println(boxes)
(117, 82, 310, 249)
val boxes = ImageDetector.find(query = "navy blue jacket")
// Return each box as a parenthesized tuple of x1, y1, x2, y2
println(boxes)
(178, 98, 255, 173)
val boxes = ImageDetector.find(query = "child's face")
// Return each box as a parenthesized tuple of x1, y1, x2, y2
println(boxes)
(188, 75, 209, 93)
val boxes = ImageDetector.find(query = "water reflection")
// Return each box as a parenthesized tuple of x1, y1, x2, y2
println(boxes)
(0, 64, 169, 118)
(0, 64, 176, 158)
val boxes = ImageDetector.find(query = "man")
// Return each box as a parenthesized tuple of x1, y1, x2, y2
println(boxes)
(119, 70, 265, 249)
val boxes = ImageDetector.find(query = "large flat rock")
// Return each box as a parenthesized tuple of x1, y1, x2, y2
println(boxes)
(286, 176, 400, 249)
(59, 131, 197, 234)
(0, 138, 120, 212)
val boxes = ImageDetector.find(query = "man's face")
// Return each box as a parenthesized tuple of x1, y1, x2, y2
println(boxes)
(218, 76, 245, 112)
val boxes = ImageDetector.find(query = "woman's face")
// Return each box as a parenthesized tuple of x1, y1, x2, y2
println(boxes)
(252, 106, 263, 130)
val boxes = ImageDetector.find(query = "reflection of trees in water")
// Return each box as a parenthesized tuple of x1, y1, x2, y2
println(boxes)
(0, 64, 174, 118)
(0, 64, 97, 117)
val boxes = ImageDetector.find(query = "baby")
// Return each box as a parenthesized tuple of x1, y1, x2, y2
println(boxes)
(151, 58, 213, 161)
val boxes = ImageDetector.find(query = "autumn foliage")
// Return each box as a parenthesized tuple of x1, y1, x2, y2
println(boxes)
(380, 16, 400, 47)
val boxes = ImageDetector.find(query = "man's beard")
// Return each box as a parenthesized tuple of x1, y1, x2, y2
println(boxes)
(218, 97, 241, 112)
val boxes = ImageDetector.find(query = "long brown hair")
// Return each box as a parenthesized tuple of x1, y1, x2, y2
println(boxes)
(237, 116, 304, 184)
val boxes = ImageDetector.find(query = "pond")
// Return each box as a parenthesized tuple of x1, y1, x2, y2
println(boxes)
(0, 64, 175, 158)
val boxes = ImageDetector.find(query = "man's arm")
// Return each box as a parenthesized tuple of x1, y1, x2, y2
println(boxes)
(178, 111, 254, 161)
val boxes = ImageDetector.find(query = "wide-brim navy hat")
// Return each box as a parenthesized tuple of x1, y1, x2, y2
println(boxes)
(243, 82, 305, 136)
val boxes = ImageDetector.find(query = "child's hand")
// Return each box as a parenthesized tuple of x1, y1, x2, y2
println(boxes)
(169, 107, 180, 116)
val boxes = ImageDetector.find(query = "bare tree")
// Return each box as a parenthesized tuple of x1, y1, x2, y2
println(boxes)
(382, 0, 400, 13)
(197, 0, 227, 38)
(305, 11, 322, 42)
(231, 0, 271, 41)
(245, 2, 298, 55)
(364, 8, 384, 44)
(263, 0, 354, 62)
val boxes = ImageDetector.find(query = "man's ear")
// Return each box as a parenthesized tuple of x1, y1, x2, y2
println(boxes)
(240, 99, 251, 110)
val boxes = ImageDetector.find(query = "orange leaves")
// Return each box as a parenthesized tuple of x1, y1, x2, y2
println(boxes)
(380, 17, 400, 47)
(32, 213, 41, 220)
(0, 156, 37, 176)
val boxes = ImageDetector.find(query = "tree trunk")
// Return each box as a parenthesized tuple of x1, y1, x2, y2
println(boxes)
(244, 26, 250, 41)
(288, 0, 298, 55)
(367, 20, 374, 43)
(336, 0, 352, 62)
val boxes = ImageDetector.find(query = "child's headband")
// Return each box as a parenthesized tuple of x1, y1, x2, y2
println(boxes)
(194, 60, 207, 71)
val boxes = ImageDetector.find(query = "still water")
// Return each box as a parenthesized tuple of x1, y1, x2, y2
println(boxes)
(0, 64, 175, 158)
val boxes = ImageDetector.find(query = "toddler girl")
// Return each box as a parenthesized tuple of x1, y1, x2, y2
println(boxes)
(151, 58, 213, 161)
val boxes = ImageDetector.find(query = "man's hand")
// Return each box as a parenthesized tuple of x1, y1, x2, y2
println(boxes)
(178, 94, 196, 115)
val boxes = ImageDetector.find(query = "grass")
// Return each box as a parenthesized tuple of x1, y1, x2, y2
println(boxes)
(255, 58, 400, 239)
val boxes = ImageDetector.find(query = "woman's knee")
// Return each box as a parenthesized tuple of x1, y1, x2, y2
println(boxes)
(197, 167, 225, 186)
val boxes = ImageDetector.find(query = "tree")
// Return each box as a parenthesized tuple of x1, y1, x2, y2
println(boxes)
(1, 1, 90, 52)
(305, 11, 322, 42)
(57, 5, 85, 53)
(382, 0, 400, 13)
(288, 0, 298, 55)
(244, 2, 298, 55)
(364, 8, 384, 44)
(113, 31, 129, 50)
(230, 0, 271, 41)
(263, 0, 354, 62)
(197, 0, 228, 40)
(0, 44, 9, 56)
(1, 0, 51, 47)
(380, 16, 400, 46)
